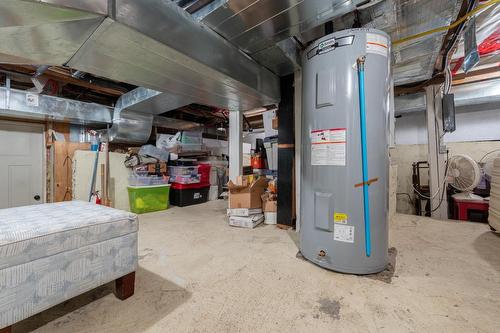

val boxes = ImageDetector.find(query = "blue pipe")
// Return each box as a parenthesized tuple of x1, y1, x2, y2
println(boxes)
(88, 138, 101, 202)
(357, 56, 371, 257)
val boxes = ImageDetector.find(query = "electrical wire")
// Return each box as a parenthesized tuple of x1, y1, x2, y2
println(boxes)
(393, 0, 500, 45)
(411, 153, 450, 200)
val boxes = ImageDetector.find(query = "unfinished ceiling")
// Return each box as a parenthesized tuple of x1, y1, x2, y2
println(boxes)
(173, 0, 466, 85)
(0, 0, 496, 116)
(0, 0, 280, 112)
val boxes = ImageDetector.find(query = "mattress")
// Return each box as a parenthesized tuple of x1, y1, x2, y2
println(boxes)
(0, 201, 138, 270)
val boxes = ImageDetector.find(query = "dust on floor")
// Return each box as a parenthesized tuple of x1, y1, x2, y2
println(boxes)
(16, 201, 500, 333)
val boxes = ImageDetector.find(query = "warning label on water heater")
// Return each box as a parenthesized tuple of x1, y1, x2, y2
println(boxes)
(334, 224, 355, 243)
(366, 33, 388, 57)
(310, 128, 346, 166)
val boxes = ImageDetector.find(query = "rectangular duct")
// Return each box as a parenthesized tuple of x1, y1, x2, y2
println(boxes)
(395, 79, 500, 115)
(0, 0, 280, 111)
(0, 87, 202, 140)
(0, 87, 112, 124)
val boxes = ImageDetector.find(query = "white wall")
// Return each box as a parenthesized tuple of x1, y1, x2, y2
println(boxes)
(393, 104, 500, 214)
(395, 106, 500, 145)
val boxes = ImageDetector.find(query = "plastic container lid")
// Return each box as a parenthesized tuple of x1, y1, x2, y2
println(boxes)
(128, 184, 171, 189)
(171, 182, 210, 190)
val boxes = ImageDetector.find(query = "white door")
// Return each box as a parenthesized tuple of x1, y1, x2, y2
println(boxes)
(0, 121, 44, 208)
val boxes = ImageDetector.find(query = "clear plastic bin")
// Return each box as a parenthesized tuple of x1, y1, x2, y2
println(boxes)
(169, 174, 201, 184)
(128, 175, 169, 186)
(168, 165, 199, 176)
(178, 143, 204, 152)
(180, 131, 203, 144)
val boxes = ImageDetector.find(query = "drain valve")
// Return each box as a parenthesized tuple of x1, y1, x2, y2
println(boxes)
(318, 250, 326, 257)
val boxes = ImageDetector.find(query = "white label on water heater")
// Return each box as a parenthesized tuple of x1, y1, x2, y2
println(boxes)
(366, 33, 388, 57)
(310, 128, 346, 166)
(334, 224, 355, 243)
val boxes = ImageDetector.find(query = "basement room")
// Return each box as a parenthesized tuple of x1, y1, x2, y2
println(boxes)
(0, 0, 499, 332)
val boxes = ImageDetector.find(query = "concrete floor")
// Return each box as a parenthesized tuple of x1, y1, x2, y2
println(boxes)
(17, 200, 500, 333)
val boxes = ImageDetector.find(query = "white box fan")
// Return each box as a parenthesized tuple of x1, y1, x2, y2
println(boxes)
(447, 154, 483, 200)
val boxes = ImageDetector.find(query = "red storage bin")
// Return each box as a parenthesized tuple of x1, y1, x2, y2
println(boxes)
(197, 163, 211, 185)
(170, 182, 210, 207)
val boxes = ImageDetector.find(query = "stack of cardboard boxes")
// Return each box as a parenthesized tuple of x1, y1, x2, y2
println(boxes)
(261, 192, 277, 224)
(227, 175, 277, 228)
(227, 176, 267, 228)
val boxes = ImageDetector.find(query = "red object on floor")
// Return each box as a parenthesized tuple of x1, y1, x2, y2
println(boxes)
(453, 197, 489, 221)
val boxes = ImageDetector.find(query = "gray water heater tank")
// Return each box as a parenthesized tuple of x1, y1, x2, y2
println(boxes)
(299, 28, 391, 274)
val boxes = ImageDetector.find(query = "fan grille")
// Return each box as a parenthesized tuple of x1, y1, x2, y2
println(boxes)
(448, 155, 480, 192)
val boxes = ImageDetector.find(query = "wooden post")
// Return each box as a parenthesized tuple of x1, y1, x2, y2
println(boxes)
(277, 74, 295, 227)
(425, 85, 448, 219)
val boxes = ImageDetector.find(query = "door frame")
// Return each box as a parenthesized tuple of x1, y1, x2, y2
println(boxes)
(0, 119, 46, 205)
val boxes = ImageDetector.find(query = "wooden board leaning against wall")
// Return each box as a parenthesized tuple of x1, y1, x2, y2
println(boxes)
(46, 122, 90, 203)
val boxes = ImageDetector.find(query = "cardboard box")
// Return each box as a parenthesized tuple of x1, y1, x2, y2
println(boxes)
(261, 193, 277, 212)
(264, 212, 277, 225)
(236, 175, 248, 187)
(229, 214, 265, 229)
(227, 208, 263, 217)
(228, 177, 268, 209)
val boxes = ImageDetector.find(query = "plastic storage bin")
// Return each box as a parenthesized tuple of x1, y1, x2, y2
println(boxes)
(127, 184, 171, 214)
(168, 165, 199, 176)
(128, 175, 169, 186)
(170, 183, 210, 207)
(197, 164, 212, 184)
(177, 143, 204, 152)
(180, 131, 203, 144)
(169, 174, 201, 184)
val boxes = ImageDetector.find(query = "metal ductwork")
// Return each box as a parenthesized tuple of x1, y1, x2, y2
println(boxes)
(0, 86, 201, 135)
(108, 87, 193, 143)
(395, 79, 500, 115)
(0, 0, 280, 111)
(0, 87, 113, 124)
(191, 0, 367, 76)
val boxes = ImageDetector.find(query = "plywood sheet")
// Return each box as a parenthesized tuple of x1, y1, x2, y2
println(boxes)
(54, 142, 90, 202)
(73, 150, 131, 211)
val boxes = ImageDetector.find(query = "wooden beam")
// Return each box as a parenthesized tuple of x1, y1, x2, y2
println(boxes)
(0, 64, 127, 97)
(452, 65, 500, 85)
(395, 65, 500, 95)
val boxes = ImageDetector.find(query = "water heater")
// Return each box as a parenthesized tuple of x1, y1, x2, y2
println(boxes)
(300, 29, 391, 274)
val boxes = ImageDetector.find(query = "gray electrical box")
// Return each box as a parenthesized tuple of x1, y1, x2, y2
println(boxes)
(442, 93, 456, 133)
(300, 29, 390, 274)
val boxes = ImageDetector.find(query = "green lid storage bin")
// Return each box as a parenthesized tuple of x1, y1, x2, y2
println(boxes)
(127, 184, 171, 214)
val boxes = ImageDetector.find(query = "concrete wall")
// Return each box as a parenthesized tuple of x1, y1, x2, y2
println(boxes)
(393, 104, 500, 214)
(391, 141, 500, 214)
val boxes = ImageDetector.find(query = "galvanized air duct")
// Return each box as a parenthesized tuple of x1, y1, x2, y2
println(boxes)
(0, 0, 280, 111)
(0, 86, 201, 136)
(395, 78, 500, 115)
(108, 87, 193, 143)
